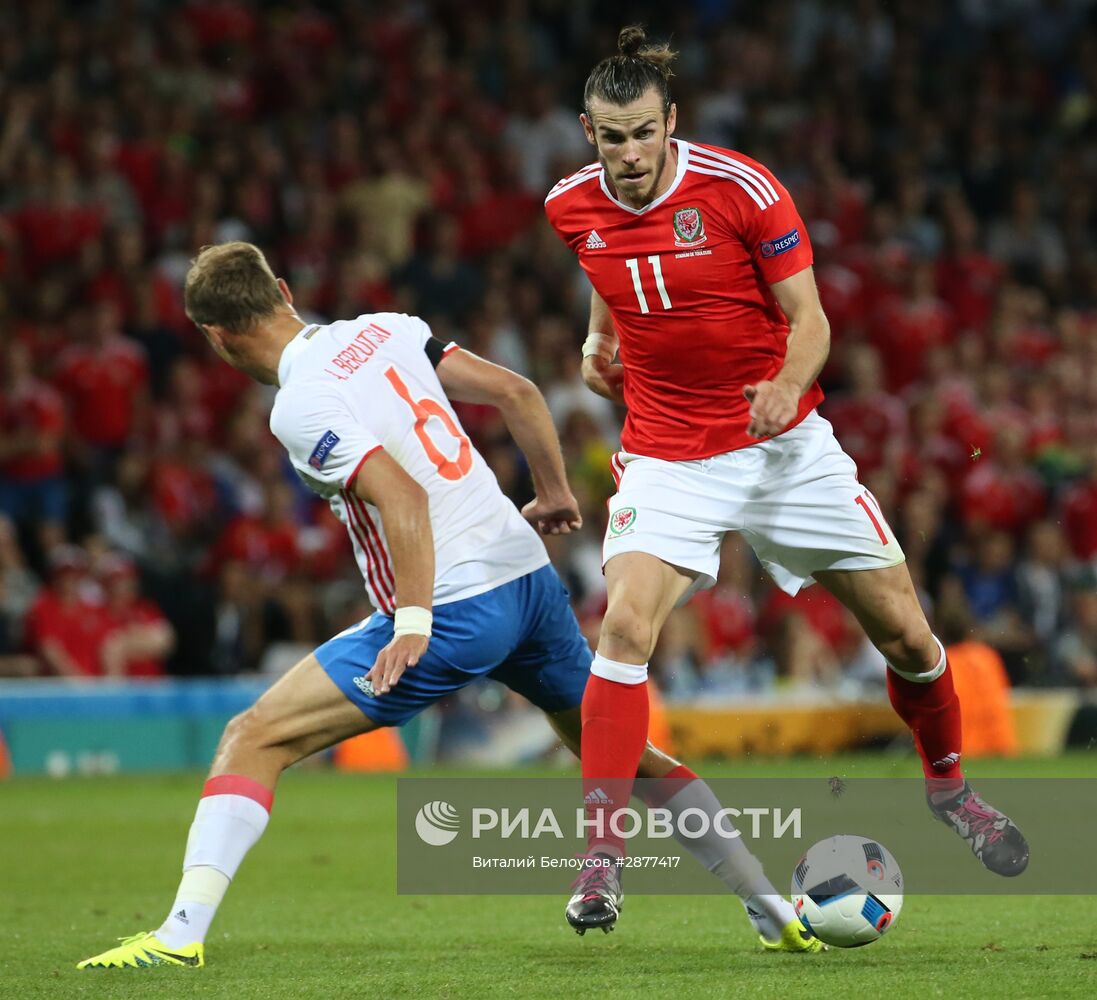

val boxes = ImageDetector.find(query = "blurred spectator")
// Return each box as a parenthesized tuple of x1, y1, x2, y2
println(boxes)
(0, 516, 38, 625)
(209, 482, 300, 582)
(503, 81, 590, 194)
(398, 216, 482, 323)
(692, 536, 760, 670)
(340, 138, 430, 272)
(1061, 442, 1097, 562)
(207, 560, 264, 676)
(652, 604, 707, 700)
(1016, 521, 1076, 665)
(12, 157, 103, 277)
(0, 574, 38, 676)
(0, 340, 67, 549)
(987, 183, 1067, 287)
(0, 516, 39, 676)
(558, 409, 615, 518)
(870, 259, 955, 391)
(92, 449, 171, 566)
(952, 530, 1033, 682)
(960, 427, 1046, 537)
(757, 586, 857, 691)
(937, 585, 1018, 758)
(956, 533, 1022, 626)
(97, 554, 174, 678)
(1053, 576, 1097, 688)
(936, 203, 1003, 332)
(52, 300, 149, 478)
(150, 437, 219, 549)
(544, 349, 619, 444)
(23, 547, 107, 678)
(823, 344, 907, 478)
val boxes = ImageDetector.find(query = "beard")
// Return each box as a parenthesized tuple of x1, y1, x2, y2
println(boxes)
(601, 142, 669, 207)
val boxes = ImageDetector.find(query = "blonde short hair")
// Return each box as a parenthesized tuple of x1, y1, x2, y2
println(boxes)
(184, 242, 284, 334)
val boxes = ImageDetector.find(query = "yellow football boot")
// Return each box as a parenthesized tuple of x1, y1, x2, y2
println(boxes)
(77, 932, 204, 969)
(760, 918, 827, 953)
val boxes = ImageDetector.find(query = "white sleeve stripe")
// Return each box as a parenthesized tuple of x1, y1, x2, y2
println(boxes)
(364, 501, 397, 596)
(689, 154, 778, 207)
(689, 147, 780, 203)
(547, 163, 600, 192)
(686, 162, 770, 211)
(343, 494, 385, 611)
(545, 177, 598, 203)
(349, 491, 397, 598)
(341, 489, 393, 614)
(545, 167, 602, 203)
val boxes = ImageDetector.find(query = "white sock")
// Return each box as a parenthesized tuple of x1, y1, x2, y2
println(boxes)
(157, 868, 229, 948)
(156, 781, 272, 947)
(648, 774, 797, 939)
(738, 891, 799, 941)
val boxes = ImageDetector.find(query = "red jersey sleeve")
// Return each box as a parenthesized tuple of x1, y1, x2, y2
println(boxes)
(725, 170, 814, 285)
(544, 162, 602, 252)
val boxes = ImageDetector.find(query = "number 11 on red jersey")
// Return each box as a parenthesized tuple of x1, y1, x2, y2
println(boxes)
(625, 256, 673, 313)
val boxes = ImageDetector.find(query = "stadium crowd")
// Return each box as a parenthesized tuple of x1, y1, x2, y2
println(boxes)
(2, 0, 1097, 702)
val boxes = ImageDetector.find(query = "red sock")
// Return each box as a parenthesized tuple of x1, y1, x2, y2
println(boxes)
(581, 674, 650, 858)
(886, 658, 964, 782)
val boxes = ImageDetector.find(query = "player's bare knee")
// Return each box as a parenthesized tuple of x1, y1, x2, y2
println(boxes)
(218, 705, 294, 768)
(599, 603, 655, 662)
(877, 624, 936, 674)
(216, 709, 250, 751)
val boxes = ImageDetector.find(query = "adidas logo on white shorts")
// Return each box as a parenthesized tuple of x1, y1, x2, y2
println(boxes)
(585, 230, 607, 250)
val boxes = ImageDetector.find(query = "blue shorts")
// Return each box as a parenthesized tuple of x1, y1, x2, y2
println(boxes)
(315, 564, 591, 727)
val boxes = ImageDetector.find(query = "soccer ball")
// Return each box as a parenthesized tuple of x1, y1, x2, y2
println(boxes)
(790, 835, 903, 948)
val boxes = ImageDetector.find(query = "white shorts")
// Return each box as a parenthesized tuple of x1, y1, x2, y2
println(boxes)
(604, 411, 905, 599)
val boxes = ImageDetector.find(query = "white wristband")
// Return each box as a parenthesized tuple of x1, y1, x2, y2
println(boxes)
(393, 605, 432, 638)
(582, 332, 615, 360)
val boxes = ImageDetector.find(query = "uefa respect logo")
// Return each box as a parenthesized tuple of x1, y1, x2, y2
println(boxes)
(412, 799, 802, 848)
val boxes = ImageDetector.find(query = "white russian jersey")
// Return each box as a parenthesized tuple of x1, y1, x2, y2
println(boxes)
(270, 313, 548, 612)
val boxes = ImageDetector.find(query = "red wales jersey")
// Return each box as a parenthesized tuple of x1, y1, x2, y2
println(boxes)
(546, 139, 823, 460)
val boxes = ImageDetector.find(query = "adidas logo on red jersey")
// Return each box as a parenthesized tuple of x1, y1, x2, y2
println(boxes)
(585, 230, 607, 250)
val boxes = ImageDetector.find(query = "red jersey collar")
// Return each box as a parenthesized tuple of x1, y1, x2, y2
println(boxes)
(597, 139, 690, 216)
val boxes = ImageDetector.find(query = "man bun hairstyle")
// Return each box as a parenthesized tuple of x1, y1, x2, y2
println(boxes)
(184, 241, 284, 335)
(584, 25, 677, 120)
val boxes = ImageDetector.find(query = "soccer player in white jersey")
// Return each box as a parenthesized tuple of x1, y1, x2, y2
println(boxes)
(77, 242, 821, 970)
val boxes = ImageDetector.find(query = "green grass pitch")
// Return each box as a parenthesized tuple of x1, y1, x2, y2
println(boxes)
(3, 752, 1095, 999)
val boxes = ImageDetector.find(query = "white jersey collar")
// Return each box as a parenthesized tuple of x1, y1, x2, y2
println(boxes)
(598, 138, 690, 216)
(277, 323, 320, 386)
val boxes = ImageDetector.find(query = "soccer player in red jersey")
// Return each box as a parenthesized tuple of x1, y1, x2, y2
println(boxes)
(547, 27, 1029, 934)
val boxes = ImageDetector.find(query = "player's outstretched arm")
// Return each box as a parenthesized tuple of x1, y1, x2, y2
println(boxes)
(744, 267, 831, 438)
(580, 288, 625, 404)
(354, 450, 435, 694)
(436, 349, 582, 535)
